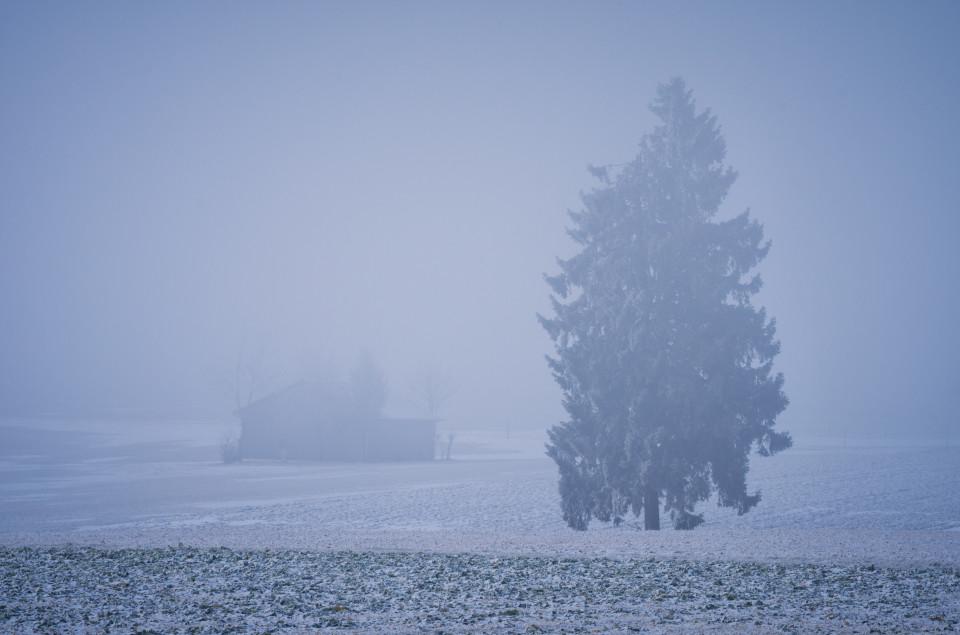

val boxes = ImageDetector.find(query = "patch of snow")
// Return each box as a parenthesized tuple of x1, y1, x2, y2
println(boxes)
(0, 418, 958, 569)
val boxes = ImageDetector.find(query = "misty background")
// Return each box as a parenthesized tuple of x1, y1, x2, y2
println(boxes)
(1, 1, 958, 440)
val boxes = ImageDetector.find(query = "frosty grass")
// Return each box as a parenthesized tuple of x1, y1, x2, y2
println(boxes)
(3, 423, 959, 632)
(2, 545, 957, 634)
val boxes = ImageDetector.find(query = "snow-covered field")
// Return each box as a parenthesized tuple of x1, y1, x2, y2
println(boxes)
(1, 418, 958, 632)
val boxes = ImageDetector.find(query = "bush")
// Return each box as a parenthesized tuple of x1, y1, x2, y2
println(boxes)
(220, 426, 241, 463)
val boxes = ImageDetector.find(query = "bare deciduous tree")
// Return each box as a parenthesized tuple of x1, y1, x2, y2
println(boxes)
(215, 333, 284, 413)
(408, 359, 457, 418)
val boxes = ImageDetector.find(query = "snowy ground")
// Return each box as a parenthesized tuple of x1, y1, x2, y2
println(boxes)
(3, 546, 958, 633)
(1, 418, 958, 632)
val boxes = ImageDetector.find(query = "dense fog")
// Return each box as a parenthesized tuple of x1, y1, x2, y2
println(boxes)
(2, 2, 958, 440)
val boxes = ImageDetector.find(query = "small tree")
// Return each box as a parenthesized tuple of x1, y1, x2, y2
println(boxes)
(215, 334, 283, 413)
(408, 359, 457, 460)
(539, 78, 790, 531)
(408, 359, 457, 418)
(210, 332, 283, 463)
(219, 425, 241, 463)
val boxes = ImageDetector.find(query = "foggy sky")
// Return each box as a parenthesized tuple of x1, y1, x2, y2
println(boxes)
(1, 1, 958, 437)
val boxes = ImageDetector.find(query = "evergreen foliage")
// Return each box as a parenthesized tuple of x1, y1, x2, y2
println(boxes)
(348, 351, 388, 422)
(539, 78, 791, 531)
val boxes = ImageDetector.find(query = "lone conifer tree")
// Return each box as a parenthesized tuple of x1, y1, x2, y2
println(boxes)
(540, 79, 790, 531)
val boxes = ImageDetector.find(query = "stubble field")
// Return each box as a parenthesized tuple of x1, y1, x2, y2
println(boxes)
(1, 418, 958, 632)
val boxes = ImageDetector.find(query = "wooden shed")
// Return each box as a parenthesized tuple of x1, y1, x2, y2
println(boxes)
(237, 381, 436, 462)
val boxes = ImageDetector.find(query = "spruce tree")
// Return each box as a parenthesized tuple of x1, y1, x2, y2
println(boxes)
(348, 351, 388, 422)
(540, 78, 791, 531)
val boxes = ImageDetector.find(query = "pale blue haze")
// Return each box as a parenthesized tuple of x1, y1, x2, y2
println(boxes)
(1, 1, 958, 438)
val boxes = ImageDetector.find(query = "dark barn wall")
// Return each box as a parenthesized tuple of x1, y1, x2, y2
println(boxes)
(239, 413, 436, 462)
(238, 417, 284, 460)
(318, 423, 366, 462)
(239, 410, 321, 461)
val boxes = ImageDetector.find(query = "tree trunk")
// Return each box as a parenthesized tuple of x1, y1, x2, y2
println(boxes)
(643, 485, 660, 530)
